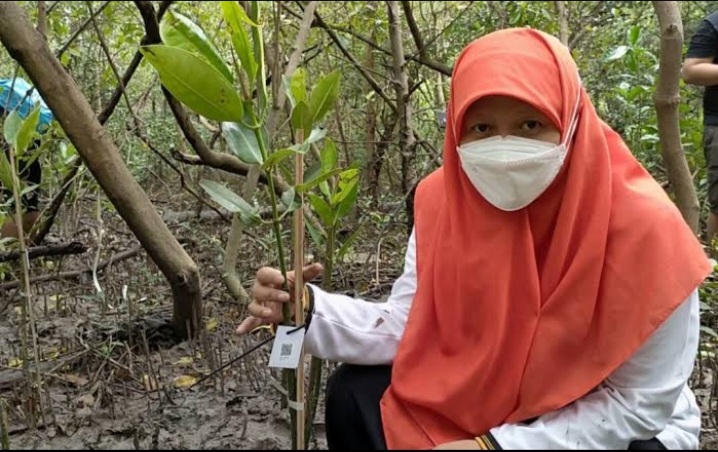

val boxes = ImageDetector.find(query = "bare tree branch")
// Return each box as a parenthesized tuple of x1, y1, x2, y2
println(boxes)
(401, 1, 426, 60)
(0, 241, 88, 263)
(283, 2, 452, 76)
(568, 1, 605, 49)
(55, 0, 112, 59)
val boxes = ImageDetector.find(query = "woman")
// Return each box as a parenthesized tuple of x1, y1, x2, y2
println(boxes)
(236, 28, 711, 450)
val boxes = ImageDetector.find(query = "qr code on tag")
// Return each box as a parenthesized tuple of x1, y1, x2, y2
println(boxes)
(281, 343, 293, 358)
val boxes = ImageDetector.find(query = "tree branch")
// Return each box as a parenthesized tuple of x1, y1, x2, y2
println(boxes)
(401, 1, 426, 60)
(310, 6, 397, 112)
(55, 0, 112, 59)
(33, 0, 174, 244)
(0, 246, 143, 291)
(0, 241, 88, 263)
(133, 1, 293, 198)
(568, 1, 605, 49)
(283, 2, 452, 76)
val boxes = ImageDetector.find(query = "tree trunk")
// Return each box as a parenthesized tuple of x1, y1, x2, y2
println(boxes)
(388, 1, 416, 237)
(555, 1, 570, 47)
(652, 1, 701, 233)
(0, 2, 202, 339)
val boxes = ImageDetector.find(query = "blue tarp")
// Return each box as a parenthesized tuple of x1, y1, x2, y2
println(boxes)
(0, 77, 54, 132)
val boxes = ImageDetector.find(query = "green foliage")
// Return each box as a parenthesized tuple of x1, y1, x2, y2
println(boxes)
(160, 10, 234, 83)
(140, 45, 244, 122)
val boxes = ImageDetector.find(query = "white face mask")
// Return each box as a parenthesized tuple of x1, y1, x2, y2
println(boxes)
(456, 89, 581, 212)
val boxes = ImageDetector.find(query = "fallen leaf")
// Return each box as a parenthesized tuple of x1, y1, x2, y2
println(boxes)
(173, 356, 194, 366)
(206, 317, 219, 332)
(173, 375, 198, 389)
(8, 358, 23, 368)
(59, 373, 88, 387)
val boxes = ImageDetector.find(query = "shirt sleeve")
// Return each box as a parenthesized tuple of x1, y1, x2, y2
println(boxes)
(303, 228, 417, 365)
(686, 19, 718, 59)
(489, 289, 701, 450)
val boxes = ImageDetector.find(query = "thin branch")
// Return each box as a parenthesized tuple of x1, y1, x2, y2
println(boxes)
(401, 1, 426, 60)
(55, 0, 112, 59)
(0, 241, 88, 263)
(310, 6, 397, 112)
(46, 0, 61, 15)
(34, 0, 173, 243)
(404, 1, 477, 68)
(168, 141, 288, 196)
(283, 2, 452, 76)
(0, 246, 144, 292)
(568, 1, 605, 49)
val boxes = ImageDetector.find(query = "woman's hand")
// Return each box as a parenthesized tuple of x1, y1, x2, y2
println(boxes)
(235, 263, 324, 336)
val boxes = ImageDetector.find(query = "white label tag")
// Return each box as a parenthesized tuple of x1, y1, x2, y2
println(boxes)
(268, 325, 305, 369)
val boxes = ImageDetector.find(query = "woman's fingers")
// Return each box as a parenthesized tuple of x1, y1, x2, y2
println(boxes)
(235, 316, 264, 336)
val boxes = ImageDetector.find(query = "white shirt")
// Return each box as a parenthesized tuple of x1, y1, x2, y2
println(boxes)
(304, 228, 702, 450)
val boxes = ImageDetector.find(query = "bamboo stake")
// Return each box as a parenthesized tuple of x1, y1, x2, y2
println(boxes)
(293, 128, 306, 450)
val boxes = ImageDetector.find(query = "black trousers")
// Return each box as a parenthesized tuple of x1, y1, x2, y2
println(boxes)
(325, 364, 667, 450)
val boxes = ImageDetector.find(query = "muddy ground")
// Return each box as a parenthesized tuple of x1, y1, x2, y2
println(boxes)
(0, 175, 406, 450)
(2, 176, 718, 450)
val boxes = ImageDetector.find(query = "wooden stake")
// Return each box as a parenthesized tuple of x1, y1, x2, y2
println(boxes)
(294, 128, 306, 450)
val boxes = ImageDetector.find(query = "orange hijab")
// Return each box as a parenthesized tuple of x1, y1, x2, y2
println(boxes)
(379, 28, 711, 449)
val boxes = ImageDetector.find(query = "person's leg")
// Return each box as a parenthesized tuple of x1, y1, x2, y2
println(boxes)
(325, 364, 392, 451)
(704, 125, 718, 253)
(628, 439, 667, 450)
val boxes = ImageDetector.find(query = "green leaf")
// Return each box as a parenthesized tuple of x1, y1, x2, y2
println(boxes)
(0, 148, 13, 190)
(308, 193, 333, 226)
(220, 1, 258, 26)
(3, 110, 23, 147)
(305, 217, 325, 250)
(331, 169, 360, 206)
(334, 177, 359, 221)
(14, 106, 41, 156)
(604, 45, 629, 63)
(701, 325, 718, 339)
(306, 127, 327, 145)
(141, 45, 243, 122)
(222, 122, 263, 165)
(309, 70, 341, 124)
(321, 138, 338, 174)
(263, 148, 295, 170)
(305, 162, 322, 185)
(283, 68, 307, 109)
(628, 26, 640, 47)
(221, 1, 258, 83)
(337, 225, 363, 261)
(291, 128, 327, 154)
(281, 187, 297, 209)
(279, 188, 300, 219)
(297, 168, 343, 193)
(200, 179, 259, 224)
(319, 180, 331, 199)
(160, 10, 234, 83)
(291, 100, 312, 136)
